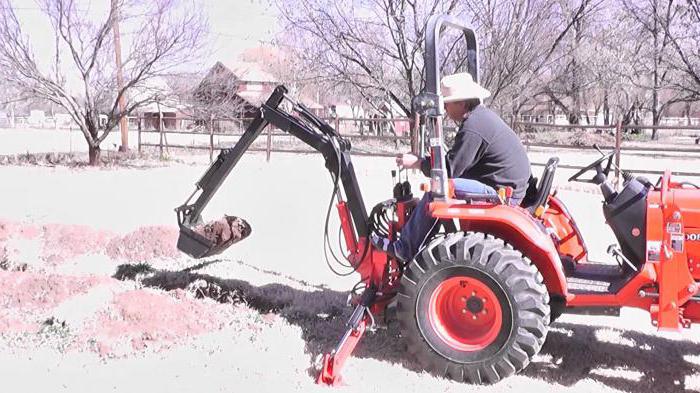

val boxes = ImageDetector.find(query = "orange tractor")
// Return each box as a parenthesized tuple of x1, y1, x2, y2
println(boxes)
(175, 15, 699, 386)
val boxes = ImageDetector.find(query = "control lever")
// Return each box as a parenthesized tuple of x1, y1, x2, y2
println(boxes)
(594, 144, 632, 184)
(393, 170, 413, 201)
(607, 244, 638, 272)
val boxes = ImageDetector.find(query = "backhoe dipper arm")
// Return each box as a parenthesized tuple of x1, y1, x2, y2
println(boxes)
(176, 85, 369, 242)
(176, 86, 286, 227)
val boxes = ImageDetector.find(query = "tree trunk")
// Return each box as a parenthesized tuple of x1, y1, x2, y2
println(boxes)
(652, 88, 659, 140)
(651, 0, 659, 141)
(652, 107, 662, 140)
(86, 122, 101, 166)
(603, 91, 610, 126)
(567, 110, 580, 125)
(89, 145, 101, 166)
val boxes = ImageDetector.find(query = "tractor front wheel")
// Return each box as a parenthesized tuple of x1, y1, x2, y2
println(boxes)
(397, 232, 550, 384)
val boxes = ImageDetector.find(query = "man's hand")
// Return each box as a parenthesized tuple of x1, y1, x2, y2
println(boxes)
(396, 153, 421, 169)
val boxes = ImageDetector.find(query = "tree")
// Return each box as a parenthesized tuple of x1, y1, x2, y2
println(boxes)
(451, 0, 592, 122)
(277, 0, 596, 125)
(661, 0, 700, 101)
(0, 0, 207, 164)
(620, 0, 689, 139)
(530, 0, 603, 125)
(276, 0, 466, 117)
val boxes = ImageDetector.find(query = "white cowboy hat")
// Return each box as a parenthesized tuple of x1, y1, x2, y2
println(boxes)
(440, 72, 491, 103)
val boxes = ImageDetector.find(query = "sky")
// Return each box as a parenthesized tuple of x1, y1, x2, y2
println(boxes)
(10, 0, 281, 73)
(202, 0, 280, 63)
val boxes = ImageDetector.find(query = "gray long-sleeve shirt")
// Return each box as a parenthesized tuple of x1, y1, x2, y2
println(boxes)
(421, 105, 531, 200)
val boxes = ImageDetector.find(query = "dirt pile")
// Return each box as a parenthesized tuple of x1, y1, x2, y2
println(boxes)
(192, 216, 251, 248)
(41, 223, 114, 263)
(105, 226, 180, 262)
(80, 289, 231, 356)
(0, 271, 103, 334)
(0, 219, 241, 357)
(1, 220, 182, 268)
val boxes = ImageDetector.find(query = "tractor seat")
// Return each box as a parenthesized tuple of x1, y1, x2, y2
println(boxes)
(520, 157, 559, 213)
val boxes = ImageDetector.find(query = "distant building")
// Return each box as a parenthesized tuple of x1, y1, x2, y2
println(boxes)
(27, 110, 46, 127)
(195, 61, 324, 128)
(195, 61, 278, 121)
(517, 98, 700, 127)
(131, 76, 187, 131)
(659, 102, 700, 126)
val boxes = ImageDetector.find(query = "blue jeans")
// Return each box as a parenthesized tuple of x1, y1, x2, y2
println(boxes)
(394, 178, 497, 261)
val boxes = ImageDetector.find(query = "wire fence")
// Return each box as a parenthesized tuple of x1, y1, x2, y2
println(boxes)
(136, 116, 415, 162)
(133, 115, 700, 178)
(513, 121, 700, 179)
(9, 109, 700, 180)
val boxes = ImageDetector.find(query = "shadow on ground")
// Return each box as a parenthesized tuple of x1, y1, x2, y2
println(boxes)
(114, 260, 699, 392)
(525, 321, 699, 392)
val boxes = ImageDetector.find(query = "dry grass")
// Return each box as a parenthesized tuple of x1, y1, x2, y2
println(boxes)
(0, 152, 698, 392)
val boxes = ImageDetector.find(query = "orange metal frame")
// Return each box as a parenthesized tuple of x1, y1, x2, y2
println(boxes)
(428, 199, 569, 298)
(561, 172, 699, 329)
(324, 173, 700, 385)
(425, 172, 699, 330)
(542, 195, 588, 263)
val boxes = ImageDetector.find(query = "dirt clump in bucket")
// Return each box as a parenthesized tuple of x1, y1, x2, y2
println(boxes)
(193, 216, 251, 248)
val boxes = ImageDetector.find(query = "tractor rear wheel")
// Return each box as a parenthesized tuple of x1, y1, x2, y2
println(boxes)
(396, 232, 550, 384)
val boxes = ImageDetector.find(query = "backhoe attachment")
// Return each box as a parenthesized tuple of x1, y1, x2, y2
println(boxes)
(175, 85, 369, 259)
(175, 87, 286, 258)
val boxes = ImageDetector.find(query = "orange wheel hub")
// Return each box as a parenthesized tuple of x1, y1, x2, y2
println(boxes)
(428, 276, 503, 351)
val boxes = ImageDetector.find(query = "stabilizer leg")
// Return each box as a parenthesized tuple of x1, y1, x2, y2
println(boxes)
(317, 287, 376, 386)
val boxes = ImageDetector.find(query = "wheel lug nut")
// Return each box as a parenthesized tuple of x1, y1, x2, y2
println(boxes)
(472, 315, 478, 320)
(461, 309, 467, 314)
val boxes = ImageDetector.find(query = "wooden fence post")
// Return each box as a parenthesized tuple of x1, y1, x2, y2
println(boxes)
(614, 120, 622, 187)
(209, 115, 214, 163)
(266, 121, 272, 162)
(158, 125, 163, 158)
(137, 117, 141, 153)
(156, 100, 164, 158)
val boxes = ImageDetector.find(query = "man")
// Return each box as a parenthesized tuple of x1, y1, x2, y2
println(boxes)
(372, 72, 531, 262)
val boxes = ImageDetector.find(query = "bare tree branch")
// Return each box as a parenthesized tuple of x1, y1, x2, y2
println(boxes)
(0, 0, 208, 164)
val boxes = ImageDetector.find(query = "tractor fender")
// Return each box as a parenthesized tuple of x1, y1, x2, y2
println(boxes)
(429, 201, 569, 297)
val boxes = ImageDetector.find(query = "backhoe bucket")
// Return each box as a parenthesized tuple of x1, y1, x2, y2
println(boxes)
(177, 215, 251, 259)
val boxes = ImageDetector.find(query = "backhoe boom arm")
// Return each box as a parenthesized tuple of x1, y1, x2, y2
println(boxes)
(176, 85, 370, 250)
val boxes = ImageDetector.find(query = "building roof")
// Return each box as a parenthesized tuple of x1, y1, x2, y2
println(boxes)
(217, 60, 277, 83)
(236, 90, 269, 106)
(130, 76, 184, 113)
(301, 99, 324, 110)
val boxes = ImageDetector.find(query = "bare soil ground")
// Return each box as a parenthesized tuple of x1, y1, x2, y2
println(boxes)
(0, 151, 698, 392)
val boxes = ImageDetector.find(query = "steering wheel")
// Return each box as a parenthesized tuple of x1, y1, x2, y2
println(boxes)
(568, 150, 615, 183)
